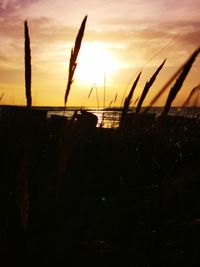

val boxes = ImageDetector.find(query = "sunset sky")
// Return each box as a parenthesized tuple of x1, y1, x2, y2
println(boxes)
(0, 0, 200, 107)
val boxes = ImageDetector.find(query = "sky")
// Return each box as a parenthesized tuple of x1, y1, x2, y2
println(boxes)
(0, 0, 200, 107)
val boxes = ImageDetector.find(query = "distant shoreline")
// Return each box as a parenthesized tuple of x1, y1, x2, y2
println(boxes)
(0, 104, 189, 112)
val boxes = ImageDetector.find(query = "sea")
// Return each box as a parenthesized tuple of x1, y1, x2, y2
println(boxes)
(1, 105, 199, 128)
(47, 106, 200, 128)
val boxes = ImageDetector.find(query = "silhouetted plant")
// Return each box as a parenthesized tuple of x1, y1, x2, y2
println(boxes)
(182, 84, 200, 107)
(64, 15, 87, 107)
(88, 83, 99, 110)
(143, 62, 187, 114)
(163, 47, 200, 115)
(24, 20, 32, 109)
(114, 93, 118, 103)
(133, 96, 139, 106)
(88, 85, 94, 98)
(120, 72, 142, 127)
(0, 93, 4, 102)
(136, 59, 166, 113)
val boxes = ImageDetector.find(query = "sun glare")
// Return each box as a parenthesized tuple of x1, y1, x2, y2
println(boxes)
(75, 42, 118, 85)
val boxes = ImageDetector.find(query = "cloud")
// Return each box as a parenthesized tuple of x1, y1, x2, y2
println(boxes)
(0, 0, 43, 23)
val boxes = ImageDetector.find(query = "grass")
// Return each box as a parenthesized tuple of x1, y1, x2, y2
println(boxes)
(64, 15, 87, 107)
(182, 84, 200, 107)
(22, 16, 200, 121)
(136, 59, 166, 114)
(24, 20, 32, 109)
(143, 48, 200, 114)
(88, 83, 100, 111)
(120, 72, 141, 128)
(0, 93, 4, 102)
(163, 47, 200, 115)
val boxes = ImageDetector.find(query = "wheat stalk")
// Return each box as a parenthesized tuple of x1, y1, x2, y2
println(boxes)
(136, 59, 166, 113)
(163, 47, 200, 115)
(143, 64, 184, 114)
(64, 15, 87, 107)
(120, 72, 142, 127)
(24, 20, 32, 109)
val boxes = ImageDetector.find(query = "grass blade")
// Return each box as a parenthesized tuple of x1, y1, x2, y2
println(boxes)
(163, 47, 200, 115)
(88, 86, 94, 98)
(182, 84, 200, 107)
(120, 72, 142, 127)
(133, 96, 139, 106)
(108, 99, 113, 108)
(136, 59, 166, 113)
(0, 93, 4, 102)
(114, 93, 118, 103)
(24, 20, 32, 109)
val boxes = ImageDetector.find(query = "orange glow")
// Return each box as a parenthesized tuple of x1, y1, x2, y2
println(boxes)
(75, 42, 119, 85)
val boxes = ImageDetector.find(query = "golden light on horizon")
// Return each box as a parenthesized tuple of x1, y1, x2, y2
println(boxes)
(75, 42, 119, 85)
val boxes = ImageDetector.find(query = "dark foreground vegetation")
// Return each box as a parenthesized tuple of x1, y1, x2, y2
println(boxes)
(1, 106, 200, 266)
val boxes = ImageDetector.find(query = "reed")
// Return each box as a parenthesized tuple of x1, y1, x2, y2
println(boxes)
(88, 85, 94, 98)
(0, 93, 4, 102)
(143, 48, 200, 114)
(143, 63, 186, 114)
(103, 72, 106, 109)
(133, 96, 139, 106)
(107, 93, 118, 109)
(114, 93, 118, 103)
(108, 99, 113, 108)
(87, 83, 99, 110)
(24, 20, 32, 109)
(110, 93, 118, 127)
(120, 72, 142, 127)
(182, 84, 200, 107)
(163, 47, 200, 115)
(64, 15, 87, 107)
(136, 59, 166, 113)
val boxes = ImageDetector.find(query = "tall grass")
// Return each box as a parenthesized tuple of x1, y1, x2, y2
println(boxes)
(143, 47, 200, 114)
(142, 67, 182, 114)
(163, 47, 200, 115)
(136, 59, 166, 113)
(64, 15, 87, 107)
(182, 84, 200, 107)
(120, 72, 142, 127)
(88, 85, 94, 98)
(88, 83, 99, 110)
(24, 20, 32, 109)
(0, 93, 4, 102)
(104, 72, 106, 109)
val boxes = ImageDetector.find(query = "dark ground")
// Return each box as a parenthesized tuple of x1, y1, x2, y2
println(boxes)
(1, 107, 200, 266)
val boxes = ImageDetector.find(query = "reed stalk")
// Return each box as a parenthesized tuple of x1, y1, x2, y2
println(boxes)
(88, 85, 94, 98)
(0, 93, 4, 102)
(163, 47, 200, 115)
(136, 59, 166, 113)
(120, 72, 142, 127)
(24, 20, 32, 109)
(182, 84, 200, 107)
(95, 83, 100, 111)
(143, 65, 184, 114)
(64, 15, 87, 107)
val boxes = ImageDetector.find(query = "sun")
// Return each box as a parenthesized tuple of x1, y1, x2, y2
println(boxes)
(75, 42, 118, 85)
